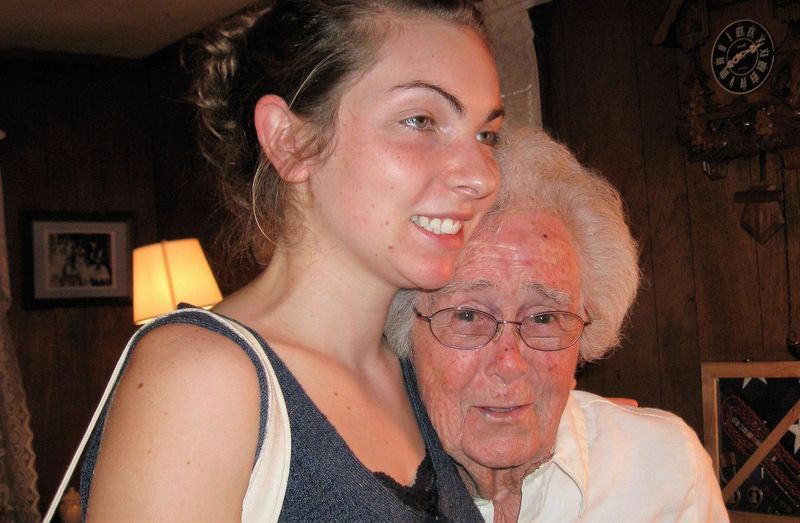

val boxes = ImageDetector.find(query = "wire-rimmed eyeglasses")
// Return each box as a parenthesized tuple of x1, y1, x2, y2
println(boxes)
(414, 306, 592, 351)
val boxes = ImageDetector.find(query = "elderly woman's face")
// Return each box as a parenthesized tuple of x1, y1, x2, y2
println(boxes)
(412, 211, 581, 476)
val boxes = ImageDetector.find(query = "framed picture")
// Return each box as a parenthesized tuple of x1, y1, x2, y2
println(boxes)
(701, 361, 800, 522)
(22, 211, 134, 307)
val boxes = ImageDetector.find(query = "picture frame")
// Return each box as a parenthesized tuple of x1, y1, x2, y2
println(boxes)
(701, 361, 800, 521)
(22, 211, 134, 308)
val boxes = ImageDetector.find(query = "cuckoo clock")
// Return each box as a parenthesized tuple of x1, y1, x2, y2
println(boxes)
(655, 0, 800, 173)
(655, 0, 800, 361)
(654, 0, 800, 239)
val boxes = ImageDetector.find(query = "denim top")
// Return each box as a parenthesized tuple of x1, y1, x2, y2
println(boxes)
(80, 307, 482, 522)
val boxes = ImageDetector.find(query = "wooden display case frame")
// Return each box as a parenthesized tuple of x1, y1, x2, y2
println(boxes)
(701, 361, 800, 522)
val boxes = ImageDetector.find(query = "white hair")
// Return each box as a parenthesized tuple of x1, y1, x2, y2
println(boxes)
(385, 126, 640, 363)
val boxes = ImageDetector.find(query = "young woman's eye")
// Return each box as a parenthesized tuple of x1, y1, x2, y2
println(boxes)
(402, 115, 432, 130)
(477, 130, 499, 146)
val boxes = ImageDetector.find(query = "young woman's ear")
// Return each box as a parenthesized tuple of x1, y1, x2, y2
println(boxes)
(253, 95, 310, 183)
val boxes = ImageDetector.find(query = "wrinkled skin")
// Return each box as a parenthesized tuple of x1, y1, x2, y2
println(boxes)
(412, 211, 582, 522)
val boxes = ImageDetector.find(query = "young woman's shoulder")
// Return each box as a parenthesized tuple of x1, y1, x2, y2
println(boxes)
(86, 322, 261, 522)
(133, 320, 260, 383)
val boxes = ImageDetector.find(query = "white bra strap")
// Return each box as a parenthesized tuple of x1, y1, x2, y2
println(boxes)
(42, 317, 143, 522)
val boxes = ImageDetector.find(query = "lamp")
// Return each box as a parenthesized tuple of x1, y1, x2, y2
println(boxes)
(133, 238, 222, 325)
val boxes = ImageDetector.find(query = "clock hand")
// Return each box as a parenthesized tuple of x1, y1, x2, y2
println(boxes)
(726, 40, 762, 70)
(726, 50, 748, 70)
(748, 37, 764, 54)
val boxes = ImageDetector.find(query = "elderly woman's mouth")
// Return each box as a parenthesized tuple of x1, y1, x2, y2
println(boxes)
(477, 405, 530, 418)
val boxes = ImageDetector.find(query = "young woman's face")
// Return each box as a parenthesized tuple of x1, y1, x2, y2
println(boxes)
(305, 17, 504, 291)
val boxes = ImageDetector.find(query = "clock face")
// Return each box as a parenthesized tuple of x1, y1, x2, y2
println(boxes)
(710, 19, 775, 95)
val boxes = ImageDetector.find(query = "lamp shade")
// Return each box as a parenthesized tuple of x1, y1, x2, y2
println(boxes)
(133, 238, 222, 324)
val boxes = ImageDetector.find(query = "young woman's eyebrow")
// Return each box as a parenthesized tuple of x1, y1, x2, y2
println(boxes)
(485, 106, 505, 123)
(391, 81, 464, 116)
(391, 81, 504, 125)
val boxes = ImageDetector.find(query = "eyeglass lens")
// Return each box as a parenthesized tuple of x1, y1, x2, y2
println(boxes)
(429, 308, 585, 350)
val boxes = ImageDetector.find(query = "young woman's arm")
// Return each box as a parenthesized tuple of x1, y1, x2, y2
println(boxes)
(86, 323, 261, 522)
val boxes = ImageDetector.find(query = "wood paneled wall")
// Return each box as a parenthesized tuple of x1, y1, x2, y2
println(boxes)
(532, 0, 797, 436)
(0, 48, 217, 515)
(1, 56, 156, 515)
(3, 0, 797, 513)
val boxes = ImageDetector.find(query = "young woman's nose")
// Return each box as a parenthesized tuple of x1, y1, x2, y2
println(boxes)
(445, 140, 499, 201)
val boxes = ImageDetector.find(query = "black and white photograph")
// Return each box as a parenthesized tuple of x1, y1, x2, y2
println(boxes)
(23, 211, 133, 307)
(46, 232, 113, 289)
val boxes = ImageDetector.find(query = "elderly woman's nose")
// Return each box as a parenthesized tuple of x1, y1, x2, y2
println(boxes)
(487, 328, 528, 381)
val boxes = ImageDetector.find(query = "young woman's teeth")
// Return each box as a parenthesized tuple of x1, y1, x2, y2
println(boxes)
(411, 216, 463, 235)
